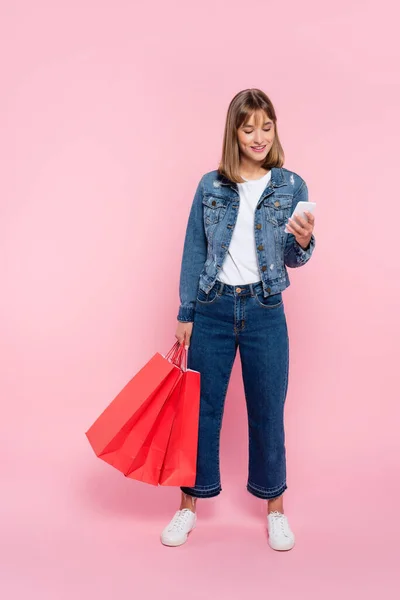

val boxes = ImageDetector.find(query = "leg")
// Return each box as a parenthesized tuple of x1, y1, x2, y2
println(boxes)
(238, 291, 295, 551)
(180, 287, 237, 499)
(268, 494, 284, 514)
(239, 290, 289, 500)
(161, 287, 237, 547)
(180, 491, 197, 512)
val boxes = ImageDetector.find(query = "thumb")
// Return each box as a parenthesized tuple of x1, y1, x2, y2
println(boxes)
(184, 332, 190, 350)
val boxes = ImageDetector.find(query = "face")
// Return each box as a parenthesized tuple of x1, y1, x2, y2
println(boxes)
(237, 110, 275, 163)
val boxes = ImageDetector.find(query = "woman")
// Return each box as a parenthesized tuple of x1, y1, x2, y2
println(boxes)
(161, 89, 316, 551)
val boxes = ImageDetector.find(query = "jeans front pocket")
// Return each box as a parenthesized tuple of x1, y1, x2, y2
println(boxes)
(253, 290, 283, 309)
(196, 285, 221, 305)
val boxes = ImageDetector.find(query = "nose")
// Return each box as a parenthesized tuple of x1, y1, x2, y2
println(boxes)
(253, 131, 264, 144)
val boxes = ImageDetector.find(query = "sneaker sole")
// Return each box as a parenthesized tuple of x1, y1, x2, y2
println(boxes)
(160, 525, 196, 547)
(267, 536, 295, 551)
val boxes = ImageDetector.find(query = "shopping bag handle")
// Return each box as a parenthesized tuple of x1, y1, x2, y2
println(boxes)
(171, 342, 186, 371)
(165, 340, 181, 360)
(165, 340, 187, 371)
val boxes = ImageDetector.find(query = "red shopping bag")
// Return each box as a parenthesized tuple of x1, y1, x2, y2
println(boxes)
(85, 341, 185, 474)
(121, 345, 188, 485)
(124, 373, 184, 485)
(159, 366, 201, 487)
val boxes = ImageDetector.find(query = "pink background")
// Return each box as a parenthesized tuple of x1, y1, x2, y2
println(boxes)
(1, 1, 399, 598)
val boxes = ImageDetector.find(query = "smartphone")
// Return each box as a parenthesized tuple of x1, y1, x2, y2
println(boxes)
(284, 201, 316, 233)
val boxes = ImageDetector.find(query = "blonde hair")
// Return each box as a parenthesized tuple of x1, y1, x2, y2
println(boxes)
(218, 88, 285, 183)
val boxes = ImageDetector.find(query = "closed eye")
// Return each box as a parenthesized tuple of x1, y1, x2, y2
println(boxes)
(244, 128, 272, 134)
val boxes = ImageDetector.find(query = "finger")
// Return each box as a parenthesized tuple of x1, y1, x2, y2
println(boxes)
(294, 215, 312, 234)
(176, 333, 185, 345)
(292, 214, 309, 230)
(287, 217, 303, 234)
(304, 211, 315, 223)
(293, 213, 307, 227)
(183, 331, 191, 350)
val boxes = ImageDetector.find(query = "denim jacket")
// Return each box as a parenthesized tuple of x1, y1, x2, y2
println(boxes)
(177, 167, 316, 322)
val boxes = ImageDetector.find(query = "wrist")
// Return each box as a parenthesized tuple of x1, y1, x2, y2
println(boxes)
(297, 236, 311, 250)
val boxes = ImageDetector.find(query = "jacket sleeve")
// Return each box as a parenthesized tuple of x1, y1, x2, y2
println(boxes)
(177, 176, 207, 322)
(284, 179, 316, 268)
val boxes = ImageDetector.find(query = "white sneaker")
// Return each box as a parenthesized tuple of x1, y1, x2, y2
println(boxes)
(160, 509, 197, 547)
(267, 511, 295, 551)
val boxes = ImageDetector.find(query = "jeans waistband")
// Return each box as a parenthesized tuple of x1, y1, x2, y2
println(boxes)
(214, 279, 263, 297)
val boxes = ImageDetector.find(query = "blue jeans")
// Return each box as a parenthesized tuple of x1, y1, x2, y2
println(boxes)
(180, 280, 289, 500)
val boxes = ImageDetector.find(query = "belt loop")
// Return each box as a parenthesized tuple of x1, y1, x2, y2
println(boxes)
(218, 281, 224, 295)
(249, 283, 254, 296)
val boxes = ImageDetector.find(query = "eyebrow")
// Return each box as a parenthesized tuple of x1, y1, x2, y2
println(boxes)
(242, 121, 272, 127)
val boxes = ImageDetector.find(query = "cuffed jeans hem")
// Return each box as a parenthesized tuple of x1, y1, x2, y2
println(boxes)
(247, 481, 287, 500)
(180, 485, 222, 499)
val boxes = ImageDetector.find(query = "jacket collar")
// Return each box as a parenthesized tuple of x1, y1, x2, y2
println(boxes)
(216, 167, 287, 189)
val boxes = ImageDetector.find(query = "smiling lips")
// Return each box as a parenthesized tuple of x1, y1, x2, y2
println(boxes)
(250, 145, 266, 152)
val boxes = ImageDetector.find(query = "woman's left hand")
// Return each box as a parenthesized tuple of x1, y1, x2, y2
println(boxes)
(285, 211, 315, 249)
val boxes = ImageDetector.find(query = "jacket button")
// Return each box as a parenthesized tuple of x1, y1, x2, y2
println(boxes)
(257, 244, 264, 251)
(212, 200, 216, 206)
(267, 287, 271, 293)
(274, 201, 280, 207)
(261, 266, 267, 272)
(256, 223, 262, 229)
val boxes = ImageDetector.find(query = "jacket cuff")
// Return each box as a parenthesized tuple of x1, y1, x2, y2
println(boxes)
(177, 304, 195, 322)
(293, 235, 315, 263)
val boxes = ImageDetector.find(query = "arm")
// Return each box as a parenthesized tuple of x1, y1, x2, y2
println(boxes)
(284, 180, 316, 268)
(177, 176, 207, 322)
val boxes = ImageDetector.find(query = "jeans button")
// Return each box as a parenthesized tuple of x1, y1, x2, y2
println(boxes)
(236, 287, 242, 293)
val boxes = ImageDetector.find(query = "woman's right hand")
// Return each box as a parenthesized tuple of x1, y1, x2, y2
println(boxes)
(175, 321, 193, 349)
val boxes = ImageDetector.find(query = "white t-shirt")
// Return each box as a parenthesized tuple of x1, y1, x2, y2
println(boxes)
(218, 170, 271, 285)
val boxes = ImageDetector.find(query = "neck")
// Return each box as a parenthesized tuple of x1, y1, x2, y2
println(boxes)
(240, 167, 269, 180)
(239, 158, 269, 180)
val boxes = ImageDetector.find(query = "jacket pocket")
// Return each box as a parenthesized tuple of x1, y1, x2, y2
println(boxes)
(202, 196, 227, 225)
(264, 195, 292, 226)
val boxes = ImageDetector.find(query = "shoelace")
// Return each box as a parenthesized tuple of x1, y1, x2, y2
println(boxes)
(168, 510, 192, 532)
(268, 511, 290, 537)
